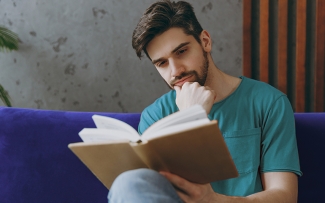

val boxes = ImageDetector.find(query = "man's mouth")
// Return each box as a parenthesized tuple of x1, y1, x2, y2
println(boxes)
(173, 75, 193, 87)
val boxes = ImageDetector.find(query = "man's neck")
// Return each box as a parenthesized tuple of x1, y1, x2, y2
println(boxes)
(205, 62, 242, 103)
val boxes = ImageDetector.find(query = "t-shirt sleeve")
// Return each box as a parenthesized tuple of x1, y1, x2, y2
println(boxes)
(137, 90, 178, 135)
(260, 95, 302, 176)
(138, 106, 158, 135)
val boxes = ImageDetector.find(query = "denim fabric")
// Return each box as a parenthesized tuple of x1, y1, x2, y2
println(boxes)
(108, 169, 183, 203)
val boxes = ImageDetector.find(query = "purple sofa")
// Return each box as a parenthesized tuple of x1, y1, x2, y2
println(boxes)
(0, 107, 324, 203)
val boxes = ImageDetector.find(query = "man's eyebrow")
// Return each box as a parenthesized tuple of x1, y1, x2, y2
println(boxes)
(151, 42, 190, 64)
(171, 42, 190, 54)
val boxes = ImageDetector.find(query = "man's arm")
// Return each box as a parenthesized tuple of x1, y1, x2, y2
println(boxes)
(172, 81, 299, 202)
(160, 171, 298, 203)
(245, 172, 298, 202)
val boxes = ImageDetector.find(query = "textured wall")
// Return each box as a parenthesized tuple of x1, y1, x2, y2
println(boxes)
(0, 0, 242, 112)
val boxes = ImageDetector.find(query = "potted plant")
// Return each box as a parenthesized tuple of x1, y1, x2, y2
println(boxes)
(0, 25, 19, 107)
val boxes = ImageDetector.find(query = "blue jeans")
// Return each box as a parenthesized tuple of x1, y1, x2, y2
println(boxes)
(108, 168, 183, 203)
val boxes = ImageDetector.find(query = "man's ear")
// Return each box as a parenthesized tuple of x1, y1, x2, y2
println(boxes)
(200, 30, 212, 52)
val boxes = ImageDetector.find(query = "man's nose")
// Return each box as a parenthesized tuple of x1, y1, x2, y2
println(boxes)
(170, 59, 185, 78)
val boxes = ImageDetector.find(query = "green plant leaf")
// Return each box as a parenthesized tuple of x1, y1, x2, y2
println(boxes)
(0, 26, 19, 52)
(0, 84, 12, 107)
(0, 26, 18, 106)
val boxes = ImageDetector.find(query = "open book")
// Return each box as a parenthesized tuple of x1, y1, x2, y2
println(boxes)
(68, 105, 238, 189)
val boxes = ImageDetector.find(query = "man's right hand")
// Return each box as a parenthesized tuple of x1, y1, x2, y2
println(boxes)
(174, 82, 216, 114)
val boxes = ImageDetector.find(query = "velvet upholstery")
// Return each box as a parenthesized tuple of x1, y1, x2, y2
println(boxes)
(0, 107, 140, 203)
(295, 113, 325, 202)
(0, 107, 324, 202)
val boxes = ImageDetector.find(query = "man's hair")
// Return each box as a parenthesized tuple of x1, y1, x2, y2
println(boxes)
(132, 0, 203, 59)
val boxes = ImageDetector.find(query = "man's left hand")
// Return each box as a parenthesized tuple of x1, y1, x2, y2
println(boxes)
(160, 171, 217, 203)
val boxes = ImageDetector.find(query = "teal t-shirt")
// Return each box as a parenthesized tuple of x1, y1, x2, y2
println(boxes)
(138, 76, 302, 197)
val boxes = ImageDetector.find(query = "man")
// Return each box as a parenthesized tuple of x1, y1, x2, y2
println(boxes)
(108, 0, 302, 202)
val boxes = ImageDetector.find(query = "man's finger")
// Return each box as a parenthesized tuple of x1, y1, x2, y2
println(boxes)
(160, 171, 194, 194)
(176, 190, 190, 202)
(212, 90, 217, 102)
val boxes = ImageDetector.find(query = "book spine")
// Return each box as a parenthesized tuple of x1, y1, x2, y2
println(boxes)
(131, 142, 169, 172)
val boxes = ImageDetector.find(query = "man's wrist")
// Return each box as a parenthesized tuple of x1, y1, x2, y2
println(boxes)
(209, 192, 248, 203)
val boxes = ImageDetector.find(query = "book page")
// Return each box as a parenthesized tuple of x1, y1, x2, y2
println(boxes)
(92, 115, 139, 135)
(142, 118, 210, 141)
(143, 105, 207, 136)
(79, 128, 140, 143)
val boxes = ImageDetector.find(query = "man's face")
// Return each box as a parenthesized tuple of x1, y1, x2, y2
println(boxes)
(146, 28, 209, 89)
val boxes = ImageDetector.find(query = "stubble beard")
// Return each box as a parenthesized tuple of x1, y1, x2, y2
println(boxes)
(168, 49, 209, 88)
(196, 50, 209, 86)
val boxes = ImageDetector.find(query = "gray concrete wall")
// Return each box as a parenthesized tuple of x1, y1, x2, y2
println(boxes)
(0, 0, 242, 112)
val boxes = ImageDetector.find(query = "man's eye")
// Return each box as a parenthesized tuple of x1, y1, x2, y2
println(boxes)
(158, 61, 166, 67)
(177, 49, 187, 55)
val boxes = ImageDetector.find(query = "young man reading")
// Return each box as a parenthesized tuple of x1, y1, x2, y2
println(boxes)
(108, 0, 302, 202)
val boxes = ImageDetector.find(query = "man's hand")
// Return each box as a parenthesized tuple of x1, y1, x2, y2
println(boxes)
(174, 82, 216, 114)
(160, 171, 217, 203)
(160, 171, 298, 203)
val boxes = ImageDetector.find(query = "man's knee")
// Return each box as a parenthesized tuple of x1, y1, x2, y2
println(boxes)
(108, 169, 182, 203)
(120, 168, 159, 178)
(108, 169, 163, 200)
(112, 168, 162, 188)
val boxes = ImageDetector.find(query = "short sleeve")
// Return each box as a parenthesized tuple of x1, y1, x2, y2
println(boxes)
(260, 95, 302, 176)
(138, 90, 178, 135)
(138, 107, 158, 135)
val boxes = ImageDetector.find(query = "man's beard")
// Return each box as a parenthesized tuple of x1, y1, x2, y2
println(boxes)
(168, 50, 209, 88)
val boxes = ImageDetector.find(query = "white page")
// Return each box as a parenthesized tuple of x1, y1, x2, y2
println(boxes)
(92, 115, 139, 135)
(142, 118, 211, 140)
(143, 105, 207, 136)
(79, 128, 140, 143)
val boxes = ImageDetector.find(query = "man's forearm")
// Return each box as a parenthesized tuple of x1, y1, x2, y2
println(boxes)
(210, 188, 297, 203)
(210, 172, 298, 203)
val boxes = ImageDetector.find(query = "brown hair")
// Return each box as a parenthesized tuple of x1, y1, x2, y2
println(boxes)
(132, 0, 203, 59)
